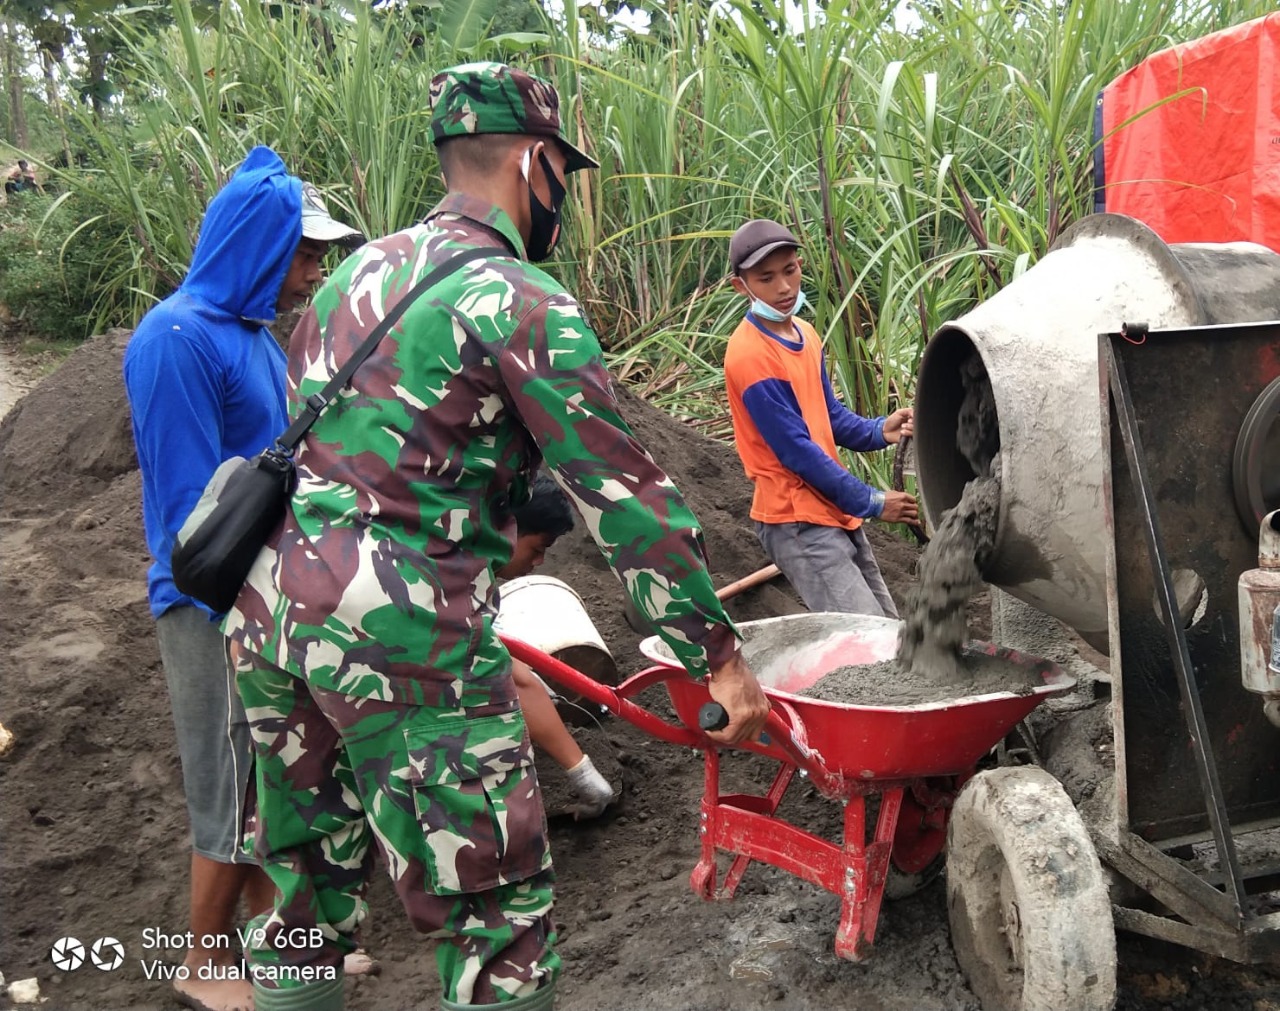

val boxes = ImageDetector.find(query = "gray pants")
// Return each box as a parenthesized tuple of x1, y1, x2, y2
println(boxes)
(155, 605, 256, 864)
(755, 521, 899, 618)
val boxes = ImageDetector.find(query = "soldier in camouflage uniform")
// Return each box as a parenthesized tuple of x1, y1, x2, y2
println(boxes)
(224, 62, 770, 1011)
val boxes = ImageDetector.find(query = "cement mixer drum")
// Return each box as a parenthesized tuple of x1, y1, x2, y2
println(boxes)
(914, 214, 1280, 651)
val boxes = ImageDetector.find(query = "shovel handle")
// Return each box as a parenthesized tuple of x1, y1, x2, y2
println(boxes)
(713, 564, 781, 602)
(627, 563, 782, 636)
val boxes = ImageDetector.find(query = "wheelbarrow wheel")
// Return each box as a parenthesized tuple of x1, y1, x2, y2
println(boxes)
(885, 780, 950, 900)
(946, 766, 1116, 1011)
(885, 853, 945, 900)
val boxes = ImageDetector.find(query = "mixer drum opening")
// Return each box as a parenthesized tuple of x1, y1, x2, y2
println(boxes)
(915, 325, 996, 530)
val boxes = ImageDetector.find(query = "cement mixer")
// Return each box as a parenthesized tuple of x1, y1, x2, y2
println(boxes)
(916, 214, 1280, 649)
(913, 213, 1280, 1010)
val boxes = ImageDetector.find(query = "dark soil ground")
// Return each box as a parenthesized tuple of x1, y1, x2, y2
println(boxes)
(3, 333, 1280, 1010)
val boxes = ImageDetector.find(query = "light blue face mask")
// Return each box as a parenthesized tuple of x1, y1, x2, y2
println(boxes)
(747, 286, 807, 323)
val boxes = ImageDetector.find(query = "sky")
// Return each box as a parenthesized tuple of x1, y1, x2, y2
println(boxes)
(559, 0, 922, 41)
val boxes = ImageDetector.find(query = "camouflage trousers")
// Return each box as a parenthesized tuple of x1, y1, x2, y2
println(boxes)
(234, 649, 560, 1005)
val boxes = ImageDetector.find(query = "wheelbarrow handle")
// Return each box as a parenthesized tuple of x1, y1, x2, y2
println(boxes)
(697, 701, 839, 791)
(501, 634, 704, 749)
(502, 635, 840, 790)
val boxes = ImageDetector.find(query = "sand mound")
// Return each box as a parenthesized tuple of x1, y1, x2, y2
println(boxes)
(0, 330, 137, 515)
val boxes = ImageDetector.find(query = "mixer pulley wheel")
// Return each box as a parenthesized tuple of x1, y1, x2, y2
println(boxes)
(1233, 375, 1280, 536)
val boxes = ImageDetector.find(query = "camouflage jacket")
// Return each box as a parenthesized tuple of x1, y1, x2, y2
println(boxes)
(224, 193, 741, 703)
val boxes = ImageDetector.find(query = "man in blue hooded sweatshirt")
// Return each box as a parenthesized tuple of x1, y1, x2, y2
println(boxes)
(123, 146, 361, 1011)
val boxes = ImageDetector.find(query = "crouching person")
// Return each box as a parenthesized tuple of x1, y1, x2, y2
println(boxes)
(497, 473, 615, 819)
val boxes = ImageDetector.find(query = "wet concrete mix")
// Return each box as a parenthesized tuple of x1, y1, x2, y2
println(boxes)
(801, 654, 1040, 707)
(800, 352, 1016, 706)
(895, 351, 1002, 678)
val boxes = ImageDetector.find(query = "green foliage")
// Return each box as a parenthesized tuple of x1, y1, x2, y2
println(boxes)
(3, 0, 1273, 495)
(0, 189, 119, 341)
(438, 0, 506, 50)
(551, 0, 1270, 487)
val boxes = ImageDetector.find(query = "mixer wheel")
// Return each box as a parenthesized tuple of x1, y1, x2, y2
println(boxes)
(946, 767, 1116, 1011)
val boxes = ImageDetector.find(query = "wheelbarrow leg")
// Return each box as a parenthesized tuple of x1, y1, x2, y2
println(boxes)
(692, 747, 721, 900)
(693, 748, 799, 901)
(835, 787, 903, 962)
(722, 762, 796, 897)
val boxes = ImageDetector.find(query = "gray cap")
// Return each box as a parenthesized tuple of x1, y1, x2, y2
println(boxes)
(300, 182, 364, 245)
(729, 218, 800, 273)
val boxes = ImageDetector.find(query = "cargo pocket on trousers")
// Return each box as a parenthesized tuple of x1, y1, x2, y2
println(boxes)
(406, 711, 550, 895)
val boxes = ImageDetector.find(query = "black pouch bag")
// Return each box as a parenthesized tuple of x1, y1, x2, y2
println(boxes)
(170, 246, 504, 612)
(172, 449, 296, 613)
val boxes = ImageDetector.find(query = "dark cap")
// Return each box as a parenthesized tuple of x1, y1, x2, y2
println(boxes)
(429, 61, 599, 173)
(729, 219, 801, 273)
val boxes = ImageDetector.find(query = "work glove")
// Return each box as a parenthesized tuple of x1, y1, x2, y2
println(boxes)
(566, 754, 615, 820)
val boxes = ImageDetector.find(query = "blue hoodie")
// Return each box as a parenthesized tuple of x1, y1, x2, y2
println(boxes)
(124, 146, 301, 618)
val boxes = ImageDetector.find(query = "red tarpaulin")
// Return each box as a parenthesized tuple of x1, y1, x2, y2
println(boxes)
(1097, 13, 1280, 251)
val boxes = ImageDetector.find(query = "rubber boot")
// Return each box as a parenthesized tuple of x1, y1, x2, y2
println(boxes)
(252, 976, 345, 1011)
(441, 983, 556, 1011)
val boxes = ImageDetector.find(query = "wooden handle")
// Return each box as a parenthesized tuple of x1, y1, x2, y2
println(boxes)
(714, 564, 781, 602)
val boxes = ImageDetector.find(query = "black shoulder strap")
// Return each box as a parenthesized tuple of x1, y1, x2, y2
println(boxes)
(275, 245, 508, 452)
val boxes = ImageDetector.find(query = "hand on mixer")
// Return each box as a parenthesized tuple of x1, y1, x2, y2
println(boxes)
(882, 407, 914, 443)
(880, 490, 919, 524)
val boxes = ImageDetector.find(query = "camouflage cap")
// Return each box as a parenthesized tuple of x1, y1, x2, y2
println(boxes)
(429, 61, 599, 173)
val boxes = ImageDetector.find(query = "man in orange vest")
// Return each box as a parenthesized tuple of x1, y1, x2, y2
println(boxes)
(723, 219, 917, 617)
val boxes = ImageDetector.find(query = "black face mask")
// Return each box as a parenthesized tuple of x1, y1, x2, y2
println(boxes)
(523, 147, 566, 263)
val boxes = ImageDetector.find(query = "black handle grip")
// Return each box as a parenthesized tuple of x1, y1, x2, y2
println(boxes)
(698, 702, 729, 732)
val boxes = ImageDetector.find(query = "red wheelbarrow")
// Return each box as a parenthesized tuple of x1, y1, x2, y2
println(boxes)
(502, 611, 1075, 963)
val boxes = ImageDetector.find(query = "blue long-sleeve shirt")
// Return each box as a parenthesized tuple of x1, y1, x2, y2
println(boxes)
(123, 146, 299, 617)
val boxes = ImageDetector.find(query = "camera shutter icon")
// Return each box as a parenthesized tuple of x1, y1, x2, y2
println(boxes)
(51, 936, 86, 971)
(91, 937, 125, 971)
